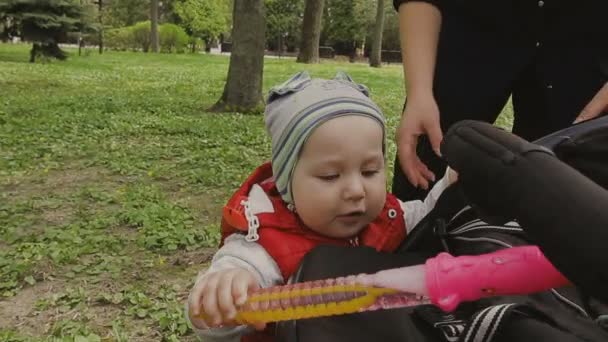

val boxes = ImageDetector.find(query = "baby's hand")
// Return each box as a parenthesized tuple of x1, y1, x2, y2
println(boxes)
(188, 268, 265, 330)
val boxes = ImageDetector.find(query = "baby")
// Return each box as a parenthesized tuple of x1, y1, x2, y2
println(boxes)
(186, 71, 456, 341)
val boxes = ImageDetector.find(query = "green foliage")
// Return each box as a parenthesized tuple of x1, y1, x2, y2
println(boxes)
(105, 21, 190, 53)
(49, 319, 102, 341)
(379, 1, 401, 51)
(131, 20, 151, 52)
(265, 0, 303, 51)
(104, 26, 132, 51)
(119, 184, 218, 252)
(96, 284, 190, 339)
(101, 0, 199, 31)
(102, 0, 149, 28)
(0, 199, 125, 296)
(0, 0, 84, 40)
(173, 0, 229, 44)
(322, 0, 376, 51)
(0, 0, 94, 61)
(159, 23, 189, 53)
(188, 35, 204, 53)
(0, 330, 28, 342)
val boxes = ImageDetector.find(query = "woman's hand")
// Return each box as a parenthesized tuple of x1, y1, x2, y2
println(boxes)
(396, 93, 443, 190)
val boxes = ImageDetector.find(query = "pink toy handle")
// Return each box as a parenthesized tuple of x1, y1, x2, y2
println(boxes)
(425, 245, 570, 312)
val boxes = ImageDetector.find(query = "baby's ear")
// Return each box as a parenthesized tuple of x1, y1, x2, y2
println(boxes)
(333, 71, 370, 97)
(267, 71, 312, 103)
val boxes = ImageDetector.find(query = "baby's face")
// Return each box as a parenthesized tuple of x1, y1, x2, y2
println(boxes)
(291, 115, 386, 239)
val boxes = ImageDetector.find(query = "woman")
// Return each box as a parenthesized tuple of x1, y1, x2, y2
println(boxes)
(393, 0, 608, 200)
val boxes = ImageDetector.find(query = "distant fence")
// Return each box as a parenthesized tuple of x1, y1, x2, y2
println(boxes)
(214, 44, 401, 64)
(381, 50, 402, 64)
(319, 46, 335, 59)
(221, 42, 232, 53)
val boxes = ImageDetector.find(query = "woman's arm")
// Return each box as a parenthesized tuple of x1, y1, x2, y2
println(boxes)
(398, 1, 441, 102)
(395, 2, 444, 189)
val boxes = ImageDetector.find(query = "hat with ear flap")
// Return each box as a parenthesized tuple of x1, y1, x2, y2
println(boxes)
(264, 71, 385, 204)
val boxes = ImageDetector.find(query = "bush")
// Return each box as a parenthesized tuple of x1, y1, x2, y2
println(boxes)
(103, 22, 192, 53)
(131, 21, 151, 52)
(188, 36, 204, 53)
(105, 27, 132, 51)
(159, 24, 189, 53)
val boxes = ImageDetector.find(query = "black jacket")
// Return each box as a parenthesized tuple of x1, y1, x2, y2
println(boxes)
(393, 0, 608, 79)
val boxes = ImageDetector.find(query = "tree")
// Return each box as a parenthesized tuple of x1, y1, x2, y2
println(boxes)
(173, 0, 229, 51)
(265, 0, 303, 52)
(210, 0, 265, 113)
(321, 0, 373, 58)
(150, 0, 159, 52)
(379, 5, 399, 51)
(297, 0, 324, 63)
(369, 0, 384, 67)
(0, 0, 91, 62)
(0, 4, 18, 42)
(102, 0, 148, 28)
(158, 0, 179, 23)
(95, 0, 103, 53)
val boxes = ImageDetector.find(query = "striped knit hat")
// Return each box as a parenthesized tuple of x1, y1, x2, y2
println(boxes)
(264, 71, 385, 204)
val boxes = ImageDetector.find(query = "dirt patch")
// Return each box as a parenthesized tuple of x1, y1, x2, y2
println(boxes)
(145, 247, 216, 299)
(1, 165, 221, 340)
(41, 206, 76, 226)
(0, 279, 66, 334)
(167, 188, 225, 221)
(1, 166, 131, 203)
(1, 272, 155, 338)
(168, 247, 215, 268)
(1, 165, 131, 233)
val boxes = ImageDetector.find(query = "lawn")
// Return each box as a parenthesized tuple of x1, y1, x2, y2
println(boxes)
(0, 43, 513, 341)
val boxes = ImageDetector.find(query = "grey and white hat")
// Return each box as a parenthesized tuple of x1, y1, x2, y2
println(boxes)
(264, 71, 385, 204)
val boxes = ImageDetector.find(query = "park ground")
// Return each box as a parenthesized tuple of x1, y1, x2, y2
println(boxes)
(0, 43, 513, 341)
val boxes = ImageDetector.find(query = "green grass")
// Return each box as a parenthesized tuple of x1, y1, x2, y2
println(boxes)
(0, 43, 513, 341)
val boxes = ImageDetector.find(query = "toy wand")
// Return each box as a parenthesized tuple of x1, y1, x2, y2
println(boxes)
(194, 246, 568, 325)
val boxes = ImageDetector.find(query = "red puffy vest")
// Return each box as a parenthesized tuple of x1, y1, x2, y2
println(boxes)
(218, 163, 407, 342)
(220, 162, 408, 281)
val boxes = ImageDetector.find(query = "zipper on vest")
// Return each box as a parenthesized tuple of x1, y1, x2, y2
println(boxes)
(241, 199, 260, 242)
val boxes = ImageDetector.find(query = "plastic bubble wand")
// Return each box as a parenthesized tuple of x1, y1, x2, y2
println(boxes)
(194, 246, 569, 325)
(195, 275, 429, 325)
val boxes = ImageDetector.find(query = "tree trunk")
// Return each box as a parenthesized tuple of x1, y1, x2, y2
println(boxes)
(30, 43, 39, 63)
(297, 0, 324, 64)
(209, 0, 265, 113)
(369, 0, 385, 67)
(98, 0, 103, 54)
(150, 0, 160, 53)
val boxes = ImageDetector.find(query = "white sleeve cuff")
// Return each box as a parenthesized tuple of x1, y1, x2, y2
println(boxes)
(400, 169, 452, 233)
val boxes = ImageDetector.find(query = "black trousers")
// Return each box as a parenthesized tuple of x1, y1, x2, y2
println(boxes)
(392, 8, 607, 201)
